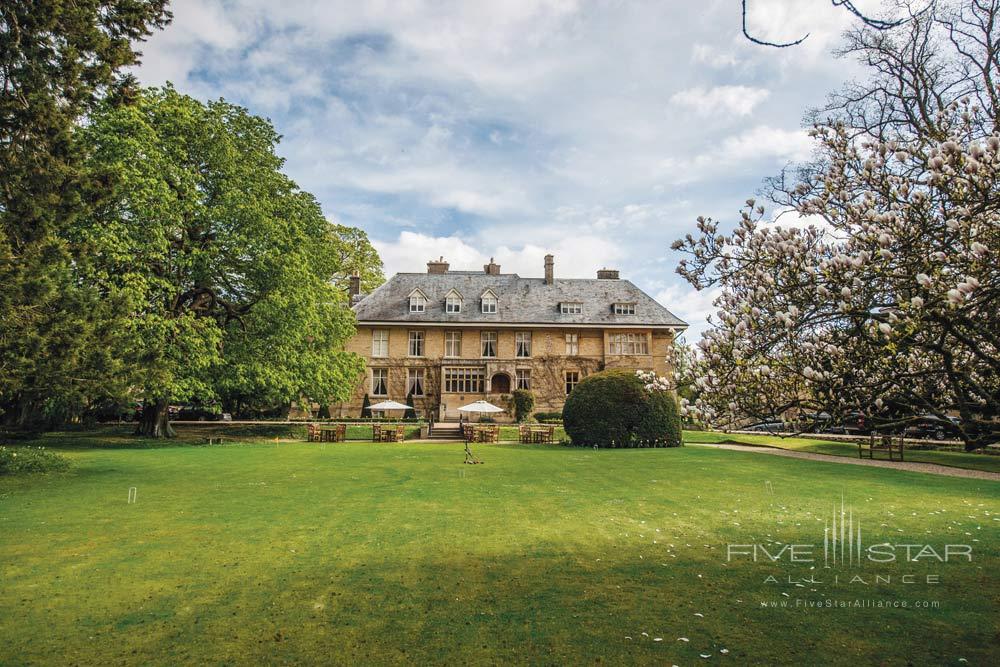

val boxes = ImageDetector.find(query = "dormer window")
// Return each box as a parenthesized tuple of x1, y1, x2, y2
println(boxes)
(614, 302, 636, 315)
(560, 302, 582, 314)
(481, 289, 498, 314)
(408, 289, 427, 313)
(445, 289, 463, 313)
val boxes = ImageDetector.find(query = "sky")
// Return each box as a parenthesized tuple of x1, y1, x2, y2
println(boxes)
(133, 0, 884, 341)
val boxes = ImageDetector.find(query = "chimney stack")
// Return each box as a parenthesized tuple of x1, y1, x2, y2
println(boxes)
(484, 257, 501, 275)
(348, 273, 361, 296)
(544, 254, 554, 285)
(596, 268, 619, 280)
(427, 256, 450, 274)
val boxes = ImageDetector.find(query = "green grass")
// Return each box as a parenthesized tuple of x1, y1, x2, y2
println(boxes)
(684, 430, 1000, 474)
(1, 440, 998, 665)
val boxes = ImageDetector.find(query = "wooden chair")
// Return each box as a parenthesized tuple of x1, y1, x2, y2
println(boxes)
(334, 423, 347, 442)
(372, 423, 382, 442)
(384, 424, 403, 442)
(519, 425, 533, 444)
(306, 423, 321, 442)
(858, 432, 904, 461)
(462, 424, 474, 441)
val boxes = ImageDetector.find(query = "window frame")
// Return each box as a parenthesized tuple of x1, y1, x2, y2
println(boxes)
(565, 370, 580, 395)
(565, 333, 579, 356)
(481, 294, 498, 313)
(515, 368, 531, 390)
(409, 294, 426, 313)
(613, 302, 636, 315)
(560, 302, 583, 314)
(372, 329, 389, 357)
(445, 292, 463, 313)
(371, 368, 389, 396)
(444, 331, 463, 358)
(407, 368, 425, 397)
(607, 332, 649, 355)
(480, 331, 497, 358)
(515, 331, 532, 358)
(408, 330, 425, 357)
(443, 367, 485, 393)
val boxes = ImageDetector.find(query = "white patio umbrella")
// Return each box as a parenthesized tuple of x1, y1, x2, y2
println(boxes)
(457, 400, 504, 415)
(457, 400, 504, 451)
(368, 400, 413, 412)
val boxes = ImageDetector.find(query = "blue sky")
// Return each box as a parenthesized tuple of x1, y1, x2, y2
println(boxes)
(134, 0, 879, 340)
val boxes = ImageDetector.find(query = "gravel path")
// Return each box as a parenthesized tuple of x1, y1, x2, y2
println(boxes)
(693, 442, 1000, 481)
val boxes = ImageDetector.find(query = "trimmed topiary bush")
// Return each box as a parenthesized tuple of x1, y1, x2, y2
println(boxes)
(563, 370, 682, 447)
(511, 389, 535, 422)
(533, 411, 563, 423)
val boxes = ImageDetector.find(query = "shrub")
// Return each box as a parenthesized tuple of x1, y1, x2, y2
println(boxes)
(360, 393, 371, 418)
(533, 411, 563, 423)
(511, 389, 535, 422)
(0, 446, 70, 475)
(563, 370, 681, 448)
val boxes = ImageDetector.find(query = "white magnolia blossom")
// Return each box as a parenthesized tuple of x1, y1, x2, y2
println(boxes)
(672, 6, 999, 450)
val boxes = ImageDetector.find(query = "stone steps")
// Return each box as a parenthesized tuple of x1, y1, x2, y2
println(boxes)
(427, 423, 463, 440)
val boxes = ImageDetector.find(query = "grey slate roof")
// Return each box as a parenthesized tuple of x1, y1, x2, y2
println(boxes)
(353, 272, 687, 328)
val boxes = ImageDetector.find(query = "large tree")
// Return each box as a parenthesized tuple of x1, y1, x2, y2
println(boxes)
(675, 0, 999, 450)
(78, 87, 368, 436)
(0, 1, 171, 426)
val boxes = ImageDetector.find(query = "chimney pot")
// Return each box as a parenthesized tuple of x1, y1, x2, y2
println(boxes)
(348, 274, 361, 296)
(427, 257, 450, 274)
(544, 254, 554, 285)
(484, 257, 501, 275)
(597, 268, 620, 280)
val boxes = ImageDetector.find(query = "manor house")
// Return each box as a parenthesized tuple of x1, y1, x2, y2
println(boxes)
(336, 255, 686, 421)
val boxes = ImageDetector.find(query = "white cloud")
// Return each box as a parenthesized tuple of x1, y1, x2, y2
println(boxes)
(670, 85, 770, 116)
(714, 125, 814, 163)
(133, 0, 879, 346)
(373, 231, 624, 281)
(692, 43, 740, 69)
(654, 284, 724, 341)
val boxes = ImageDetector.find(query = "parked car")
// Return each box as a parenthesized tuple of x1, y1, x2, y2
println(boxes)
(743, 421, 786, 433)
(796, 412, 831, 433)
(176, 405, 230, 422)
(822, 411, 872, 436)
(131, 404, 180, 421)
(903, 415, 962, 441)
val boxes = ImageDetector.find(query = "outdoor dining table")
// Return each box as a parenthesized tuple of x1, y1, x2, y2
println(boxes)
(529, 426, 554, 444)
(320, 423, 346, 442)
(469, 424, 498, 443)
(373, 423, 404, 442)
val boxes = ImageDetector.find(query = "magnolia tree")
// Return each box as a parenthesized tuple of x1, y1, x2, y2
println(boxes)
(674, 1, 999, 450)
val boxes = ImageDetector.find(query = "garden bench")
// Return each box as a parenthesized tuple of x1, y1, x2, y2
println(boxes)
(859, 433, 904, 461)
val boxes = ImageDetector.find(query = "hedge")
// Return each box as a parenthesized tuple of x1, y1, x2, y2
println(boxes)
(562, 370, 681, 447)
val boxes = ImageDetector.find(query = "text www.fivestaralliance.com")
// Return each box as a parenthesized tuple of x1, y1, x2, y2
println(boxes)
(759, 598, 940, 609)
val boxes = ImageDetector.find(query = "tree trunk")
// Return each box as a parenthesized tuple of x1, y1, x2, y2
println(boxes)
(135, 399, 175, 438)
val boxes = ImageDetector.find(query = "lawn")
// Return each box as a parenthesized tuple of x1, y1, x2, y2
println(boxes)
(1, 440, 998, 665)
(684, 430, 1000, 474)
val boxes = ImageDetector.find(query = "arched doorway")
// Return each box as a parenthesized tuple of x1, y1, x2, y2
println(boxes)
(490, 372, 511, 394)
